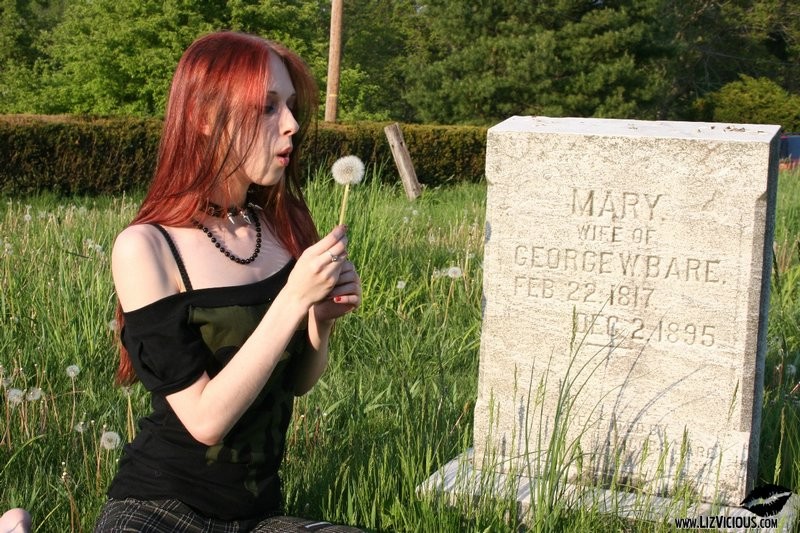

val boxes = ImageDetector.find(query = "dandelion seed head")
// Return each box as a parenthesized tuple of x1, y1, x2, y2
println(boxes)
(6, 388, 23, 406)
(74, 422, 86, 433)
(331, 155, 365, 185)
(402, 216, 409, 224)
(396, 280, 407, 290)
(788, 364, 797, 378)
(66, 365, 80, 379)
(26, 387, 43, 401)
(108, 319, 119, 332)
(447, 266, 463, 279)
(23, 213, 32, 223)
(100, 430, 122, 450)
(412, 209, 419, 216)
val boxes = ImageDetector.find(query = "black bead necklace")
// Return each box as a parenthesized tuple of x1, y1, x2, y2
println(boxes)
(193, 205, 262, 265)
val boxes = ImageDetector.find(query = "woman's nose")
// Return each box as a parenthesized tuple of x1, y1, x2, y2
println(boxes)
(282, 107, 299, 136)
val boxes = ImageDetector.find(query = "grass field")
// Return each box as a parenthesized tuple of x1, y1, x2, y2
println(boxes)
(1, 164, 799, 532)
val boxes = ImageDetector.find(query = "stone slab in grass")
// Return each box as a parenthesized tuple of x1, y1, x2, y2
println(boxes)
(469, 116, 780, 506)
(419, 449, 797, 532)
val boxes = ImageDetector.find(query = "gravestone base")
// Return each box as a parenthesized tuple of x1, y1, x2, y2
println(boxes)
(418, 449, 798, 532)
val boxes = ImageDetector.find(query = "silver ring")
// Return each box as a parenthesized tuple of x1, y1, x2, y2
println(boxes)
(329, 252, 339, 262)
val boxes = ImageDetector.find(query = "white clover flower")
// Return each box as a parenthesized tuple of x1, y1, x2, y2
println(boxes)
(331, 155, 365, 185)
(100, 430, 122, 450)
(447, 266, 463, 279)
(396, 280, 407, 290)
(108, 319, 119, 332)
(26, 387, 43, 401)
(6, 388, 23, 406)
(66, 365, 80, 379)
(74, 421, 86, 433)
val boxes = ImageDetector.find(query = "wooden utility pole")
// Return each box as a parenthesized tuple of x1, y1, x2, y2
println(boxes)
(325, 0, 343, 123)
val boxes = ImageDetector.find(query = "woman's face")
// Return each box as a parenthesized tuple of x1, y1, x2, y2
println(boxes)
(232, 51, 299, 190)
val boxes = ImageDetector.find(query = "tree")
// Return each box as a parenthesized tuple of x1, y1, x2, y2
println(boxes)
(400, 0, 675, 124)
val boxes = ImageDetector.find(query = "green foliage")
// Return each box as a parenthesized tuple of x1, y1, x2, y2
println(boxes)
(0, 116, 161, 195)
(701, 75, 800, 131)
(401, 0, 676, 124)
(0, 0, 799, 125)
(0, 116, 488, 195)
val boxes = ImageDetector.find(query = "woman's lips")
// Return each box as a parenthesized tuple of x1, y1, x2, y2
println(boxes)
(276, 148, 292, 167)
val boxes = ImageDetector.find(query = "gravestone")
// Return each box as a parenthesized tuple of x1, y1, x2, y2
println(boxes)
(470, 116, 780, 506)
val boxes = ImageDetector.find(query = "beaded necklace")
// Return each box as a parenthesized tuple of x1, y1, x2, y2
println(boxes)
(193, 204, 262, 265)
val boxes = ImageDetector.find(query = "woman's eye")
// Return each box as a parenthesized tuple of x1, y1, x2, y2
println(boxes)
(264, 104, 277, 115)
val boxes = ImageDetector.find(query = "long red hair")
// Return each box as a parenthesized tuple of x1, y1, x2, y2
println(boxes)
(115, 32, 319, 385)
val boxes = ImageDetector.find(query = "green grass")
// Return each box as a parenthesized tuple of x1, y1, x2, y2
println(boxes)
(1, 165, 800, 531)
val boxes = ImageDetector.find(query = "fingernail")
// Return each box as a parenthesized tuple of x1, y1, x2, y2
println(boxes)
(334, 296, 342, 303)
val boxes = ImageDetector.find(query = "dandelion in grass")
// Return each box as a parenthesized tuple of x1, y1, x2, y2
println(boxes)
(447, 266, 463, 279)
(26, 387, 43, 401)
(788, 364, 797, 379)
(6, 388, 23, 406)
(332, 155, 365, 226)
(108, 319, 119, 332)
(66, 365, 80, 379)
(74, 421, 86, 433)
(396, 280, 407, 290)
(100, 431, 122, 450)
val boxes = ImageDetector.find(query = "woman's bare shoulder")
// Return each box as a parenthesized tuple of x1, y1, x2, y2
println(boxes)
(112, 224, 180, 312)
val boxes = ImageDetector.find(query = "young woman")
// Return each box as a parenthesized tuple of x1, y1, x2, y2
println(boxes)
(94, 31, 362, 531)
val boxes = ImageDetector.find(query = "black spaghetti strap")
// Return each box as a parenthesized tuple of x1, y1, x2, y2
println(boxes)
(150, 224, 193, 292)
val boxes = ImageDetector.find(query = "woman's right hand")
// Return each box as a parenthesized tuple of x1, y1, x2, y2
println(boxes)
(282, 225, 349, 309)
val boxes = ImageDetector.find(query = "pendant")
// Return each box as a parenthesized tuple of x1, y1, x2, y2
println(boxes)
(241, 209, 253, 225)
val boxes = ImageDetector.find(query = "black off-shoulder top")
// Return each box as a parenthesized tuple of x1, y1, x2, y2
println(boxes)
(107, 253, 307, 521)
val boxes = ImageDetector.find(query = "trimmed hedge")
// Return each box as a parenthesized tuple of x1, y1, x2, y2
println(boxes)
(0, 115, 488, 195)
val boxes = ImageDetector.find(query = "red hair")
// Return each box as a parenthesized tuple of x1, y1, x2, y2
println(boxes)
(115, 32, 319, 385)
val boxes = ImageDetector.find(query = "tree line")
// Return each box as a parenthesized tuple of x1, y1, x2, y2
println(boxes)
(1, 0, 798, 128)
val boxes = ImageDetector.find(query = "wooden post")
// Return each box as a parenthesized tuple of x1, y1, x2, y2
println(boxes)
(324, 0, 343, 123)
(384, 122, 422, 200)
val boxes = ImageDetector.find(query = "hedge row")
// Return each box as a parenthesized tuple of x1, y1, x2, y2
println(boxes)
(0, 115, 489, 196)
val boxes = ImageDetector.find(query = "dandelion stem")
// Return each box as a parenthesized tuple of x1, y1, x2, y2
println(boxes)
(338, 183, 351, 226)
(126, 394, 135, 442)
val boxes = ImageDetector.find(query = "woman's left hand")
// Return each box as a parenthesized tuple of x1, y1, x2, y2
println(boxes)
(312, 259, 361, 324)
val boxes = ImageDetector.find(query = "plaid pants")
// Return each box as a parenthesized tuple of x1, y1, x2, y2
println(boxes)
(94, 498, 364, 533)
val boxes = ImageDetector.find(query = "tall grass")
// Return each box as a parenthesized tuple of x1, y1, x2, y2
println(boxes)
(0, 165, 798, 531)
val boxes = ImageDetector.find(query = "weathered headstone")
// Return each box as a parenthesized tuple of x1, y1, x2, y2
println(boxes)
(470, 116, 780, 506)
